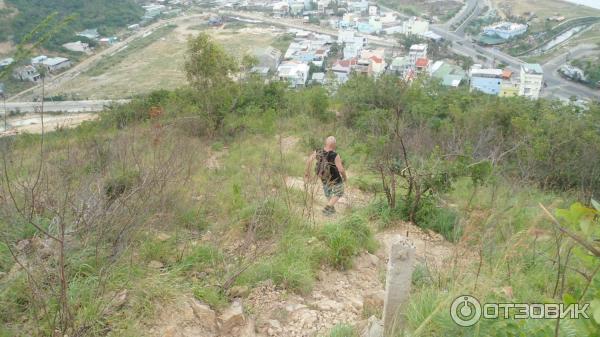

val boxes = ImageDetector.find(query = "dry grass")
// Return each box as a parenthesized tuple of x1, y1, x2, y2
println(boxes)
(492, 0, 600, 19)
(45, 22, 283, 99)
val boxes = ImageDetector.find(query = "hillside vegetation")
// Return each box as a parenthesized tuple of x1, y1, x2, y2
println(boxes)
(0, 0, 142, 50)
(1, 33, 600, 337)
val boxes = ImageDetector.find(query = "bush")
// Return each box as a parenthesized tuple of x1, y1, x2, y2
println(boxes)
(320, 214, 377, 270)
(328, 324, 358, 337)
(176, 208, 209, 233)
(193, 287, 228, 309)
(179, 245, 222, 272)
(413, 198, 461, 242)
(238, 231, 325, 294)
(104, 169, 140, 201)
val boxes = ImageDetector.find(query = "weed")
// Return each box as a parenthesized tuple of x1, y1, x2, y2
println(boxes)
(328, 324, 358, 337)
(321, 214, 377, 270)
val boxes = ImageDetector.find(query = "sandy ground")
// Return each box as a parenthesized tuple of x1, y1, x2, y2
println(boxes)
(0, 112, 97, 136)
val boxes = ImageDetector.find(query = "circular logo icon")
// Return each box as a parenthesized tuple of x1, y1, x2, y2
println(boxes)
(450, 295, 482, 327)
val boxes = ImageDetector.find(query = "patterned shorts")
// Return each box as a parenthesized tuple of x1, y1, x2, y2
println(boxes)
(323, 182, 344, 199)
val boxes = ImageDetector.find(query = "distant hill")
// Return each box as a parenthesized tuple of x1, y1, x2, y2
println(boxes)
(0, 0, 143, 50)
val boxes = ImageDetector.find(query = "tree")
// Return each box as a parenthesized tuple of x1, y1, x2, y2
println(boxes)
(184, 33, 239, 133)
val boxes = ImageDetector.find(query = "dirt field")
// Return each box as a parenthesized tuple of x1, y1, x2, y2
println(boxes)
(492, 0, 600, 19)
(45, 19, 284, 99)
(1, 113, 98, 136)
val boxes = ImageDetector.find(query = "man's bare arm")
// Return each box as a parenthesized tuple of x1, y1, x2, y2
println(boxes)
(305, 151, 316, 179)
(335, 155, 347, 182)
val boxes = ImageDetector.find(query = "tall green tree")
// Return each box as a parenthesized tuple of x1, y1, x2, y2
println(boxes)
(184, 33, 239, 133)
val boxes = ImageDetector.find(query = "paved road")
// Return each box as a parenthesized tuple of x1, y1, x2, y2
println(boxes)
(542, 44, 600, 101)
(430, 26, 600, 101)
(1, 100, 130, 114)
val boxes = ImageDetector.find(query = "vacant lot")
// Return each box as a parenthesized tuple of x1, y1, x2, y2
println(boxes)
(492, 0, 600, 19)
(46, 19, 284, 99)
(379, 0, 463, 21)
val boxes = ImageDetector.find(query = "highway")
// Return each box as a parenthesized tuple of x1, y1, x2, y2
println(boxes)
(1, 100, 130, 114)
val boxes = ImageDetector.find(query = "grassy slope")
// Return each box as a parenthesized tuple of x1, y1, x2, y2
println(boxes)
(0, 98, 590, 336)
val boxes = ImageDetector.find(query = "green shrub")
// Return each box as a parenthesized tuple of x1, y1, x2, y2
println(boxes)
(179, 245, 222, 272)
(328, 324, 358, 337)
(238, 198, 299, 240)
(321, 214, 377, 270)
(411, 263, 433, 287)
(414, 198, 461, 242)
(104, 169, 140, 201)
(139, 238, 177, 265)
(176, 208, 209, 232)
(238, 231, 325, 294)
(193, 286, 228, 309)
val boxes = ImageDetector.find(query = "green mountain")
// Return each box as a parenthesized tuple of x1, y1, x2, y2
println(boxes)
(0, 0, 143, 49)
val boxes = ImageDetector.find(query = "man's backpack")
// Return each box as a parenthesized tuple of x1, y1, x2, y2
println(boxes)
(315, 150, 333, 183)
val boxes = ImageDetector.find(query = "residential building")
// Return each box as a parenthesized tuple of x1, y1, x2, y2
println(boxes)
(402, 17, 430, 35)
(143, 4, 166, 19)
(389, 56, 411, 75)
(469, 68, 503, 95)
(415, 58, 430, 73)
(13, 65, 41, 82)
(31, 55, 48, 66)
(331, 58, 358, 83)
(62, 41, 91, 53)
(408, 44, 427, 65)
(430, 60, 466, 87)
(483, 22, 527, 40)
(500, 69, 519, 97)
(360, 49, 386, 76)
(41, 57, 71, 73)
(272, 1, 290, 16)
(77, 28, 100, 40)
(255, 46, 282, 71)
(277, 61, 310, 87)
(0, 58, 14, 69)
(519, 63, 543, 99)
(311, 72, 326, 84)
(368, 5, 378, 16)
(250, 66, 270, 77)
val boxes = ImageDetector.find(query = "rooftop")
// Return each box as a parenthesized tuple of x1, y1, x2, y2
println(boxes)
(470, 68, 503, 77)
(415, 58, 429, 68)
(522, 63, 543, 75)
(42, 57, 70, 67)
(409, 44, 427, 52)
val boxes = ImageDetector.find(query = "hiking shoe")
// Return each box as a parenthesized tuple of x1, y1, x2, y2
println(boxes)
(322, 205, 336, 216)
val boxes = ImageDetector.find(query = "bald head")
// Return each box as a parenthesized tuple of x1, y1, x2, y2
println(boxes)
(324, 136, 337, 150)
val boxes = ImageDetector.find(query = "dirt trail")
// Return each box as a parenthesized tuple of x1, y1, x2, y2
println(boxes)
(147, 138, 458, 337)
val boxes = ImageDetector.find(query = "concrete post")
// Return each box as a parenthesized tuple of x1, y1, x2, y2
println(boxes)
(383, 235, 415, 335)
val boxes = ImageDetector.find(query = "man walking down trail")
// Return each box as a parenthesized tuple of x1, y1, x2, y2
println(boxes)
(305, 136, 348, 215)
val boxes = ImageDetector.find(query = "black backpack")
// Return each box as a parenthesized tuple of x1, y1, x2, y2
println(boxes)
(315, 150, 333, 183)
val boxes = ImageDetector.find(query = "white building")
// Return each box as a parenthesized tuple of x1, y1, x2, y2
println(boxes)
(519, 63, 544, 99)
(408, 44, 427, 65)
(368, 4, 378, 16)
(62, 41, 91, 53)
(402, 17, 430, 35)
(483, 22, 527, 39)
(13, 65, 41, 82)
(277, 61, 310, 88)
